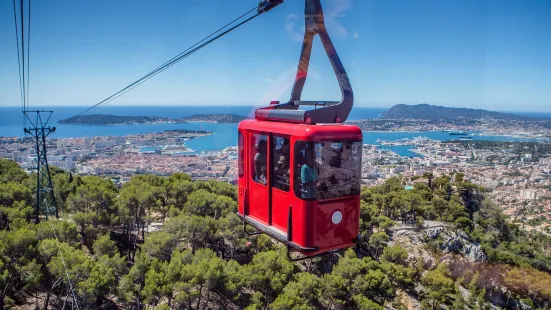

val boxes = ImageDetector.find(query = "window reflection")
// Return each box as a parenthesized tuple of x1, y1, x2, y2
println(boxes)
(294, 140, 361, 200)
(238, 132, 244, 177)
(272, 136, 290, 191)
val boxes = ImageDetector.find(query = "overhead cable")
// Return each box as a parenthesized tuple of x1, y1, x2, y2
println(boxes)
(20, 0, 26, 110)
(26, 0, 31, 108)
(12, 0, 24, 111)
(72, 4, 270, 117)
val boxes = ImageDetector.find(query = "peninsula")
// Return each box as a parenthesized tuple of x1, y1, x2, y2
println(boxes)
(59, 113, 248, 125)
(59, 114, 187, 125)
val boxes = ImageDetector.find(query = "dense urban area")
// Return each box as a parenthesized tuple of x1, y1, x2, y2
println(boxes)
(2, 123, 550, 236)
(1, 114, 551, 309)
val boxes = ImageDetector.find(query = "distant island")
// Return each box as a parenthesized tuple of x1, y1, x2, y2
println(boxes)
(381, 104, 540, 121)
(182, 114, 247, 123)
(59, 113, 248, 125)
(59, 114, 187, 125)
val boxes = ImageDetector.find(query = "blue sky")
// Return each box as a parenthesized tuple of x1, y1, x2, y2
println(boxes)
(0, 0, 550, 111)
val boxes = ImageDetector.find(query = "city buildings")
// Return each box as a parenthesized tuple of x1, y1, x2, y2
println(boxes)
(1, 131, 550, 234)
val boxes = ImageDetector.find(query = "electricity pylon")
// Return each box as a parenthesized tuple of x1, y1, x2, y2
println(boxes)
(24, 110, 58, 223)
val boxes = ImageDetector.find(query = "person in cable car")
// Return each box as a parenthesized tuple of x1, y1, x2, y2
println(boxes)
(254, 139, 267, 184)
(321, 142, 341, 168)
(274, 155, 290, 191)
(299, 144, 319, 200)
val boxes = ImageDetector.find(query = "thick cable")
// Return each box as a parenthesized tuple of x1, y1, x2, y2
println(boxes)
(94, 13, 261, 111)
(73, 6, 260, 117)
(26, 0, 31, 108)
(21, 0, 26, 110)
(12, 0, 24, 111)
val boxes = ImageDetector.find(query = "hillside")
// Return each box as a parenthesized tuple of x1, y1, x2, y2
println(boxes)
(381, 104, 537, 121)
(0, 159, 550, 309)
(59, 114, 187, 125)
(182, 114, 247, 123)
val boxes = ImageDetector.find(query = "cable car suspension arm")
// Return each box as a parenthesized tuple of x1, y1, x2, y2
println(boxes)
(255, 0, 354, 125)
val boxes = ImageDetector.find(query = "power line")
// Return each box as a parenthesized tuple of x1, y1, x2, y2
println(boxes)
(20, 0, 26, 110)
(26, 0, 31, 108)
(12, 0, 24, 111)
(72, 4, 272, 117)
(14, 0, 78, 306)
(92, 12, 259, 113)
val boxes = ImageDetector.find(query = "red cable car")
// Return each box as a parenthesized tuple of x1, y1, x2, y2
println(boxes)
(237, 0, 362, 260)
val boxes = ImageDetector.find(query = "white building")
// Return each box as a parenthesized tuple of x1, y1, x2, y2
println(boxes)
(112, 136, 126, 145)
(520, 189, 537, 200)
(57, 140, 65, 150)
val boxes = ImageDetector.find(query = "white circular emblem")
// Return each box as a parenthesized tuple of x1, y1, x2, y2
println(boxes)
(332, 211, 343, 225)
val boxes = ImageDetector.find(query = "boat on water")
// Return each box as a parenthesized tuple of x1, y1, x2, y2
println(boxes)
(449, 131, 468, 136)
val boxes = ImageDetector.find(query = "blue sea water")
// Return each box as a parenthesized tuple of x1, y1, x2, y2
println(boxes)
(0, 106, 548, 157)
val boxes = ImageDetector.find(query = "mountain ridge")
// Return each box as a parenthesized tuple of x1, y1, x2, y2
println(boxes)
(381, 104, 542, 121)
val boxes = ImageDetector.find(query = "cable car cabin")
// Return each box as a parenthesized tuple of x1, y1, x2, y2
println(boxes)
(237, 119, 362, 257)
(236, 0, 361, 259)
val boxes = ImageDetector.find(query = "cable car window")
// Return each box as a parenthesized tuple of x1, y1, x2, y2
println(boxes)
(294, 140, 361, 200)
(272, 136, 290, 191)
(251, 134, 268, 185)
(238, 132, 244, 177)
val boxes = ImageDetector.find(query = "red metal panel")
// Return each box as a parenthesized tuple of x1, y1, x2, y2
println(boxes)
(312, 196, 360, 252)
(270, 187, 290, 232)
(238, 119, 362, 141)
(247, 131, 269, 224)
(237, 130, 246, 216)
(238, 120, 362, 255)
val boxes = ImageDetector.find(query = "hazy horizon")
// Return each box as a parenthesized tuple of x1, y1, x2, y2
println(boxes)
(1, 103, 550, 114)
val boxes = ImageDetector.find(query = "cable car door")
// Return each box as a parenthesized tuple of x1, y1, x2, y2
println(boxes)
(248, 132, 269, 224)
(270, 135, 291, 231)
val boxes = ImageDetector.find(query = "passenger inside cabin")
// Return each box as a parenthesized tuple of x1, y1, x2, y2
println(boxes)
(340, 142, 356, 170)
(337, 142, 358, 195)
(299, 145, 318, 199)
(254, 140, 267, 184)
(321, 142, 341, 168)
(316, 141, 360, 199)
(280, 139, 290, 157)
(274, 155, 290, 191)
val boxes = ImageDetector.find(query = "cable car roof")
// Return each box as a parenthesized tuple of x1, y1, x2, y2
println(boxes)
(238, 119, 362, 140)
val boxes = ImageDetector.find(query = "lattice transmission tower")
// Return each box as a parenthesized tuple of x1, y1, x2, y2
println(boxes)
(24, 111, 58, 223)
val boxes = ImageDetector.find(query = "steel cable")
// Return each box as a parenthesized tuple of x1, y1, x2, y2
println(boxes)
(73, 6, 261, 117)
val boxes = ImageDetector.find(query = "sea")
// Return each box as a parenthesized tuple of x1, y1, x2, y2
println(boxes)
(2, 106, 550, 158)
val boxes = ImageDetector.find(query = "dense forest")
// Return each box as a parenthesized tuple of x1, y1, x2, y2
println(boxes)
(1, 159, 550, 309)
